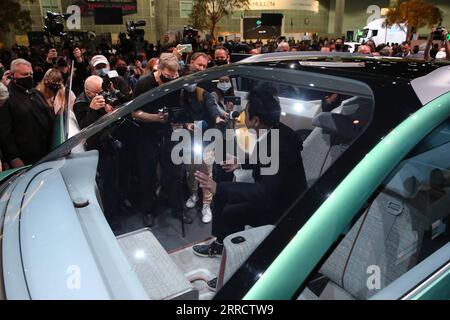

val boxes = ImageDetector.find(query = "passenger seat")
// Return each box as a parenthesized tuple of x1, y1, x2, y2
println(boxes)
(299, 162, 430, 300)
(302, 97, 371, 187)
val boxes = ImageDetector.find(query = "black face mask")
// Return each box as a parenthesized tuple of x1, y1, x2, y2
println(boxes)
(215, 59, 228, 66)
(15, 76, 34, 90)
(48, 83, 61, 94)
(116, 66, 127, 77)
(159, 74, 172, 84)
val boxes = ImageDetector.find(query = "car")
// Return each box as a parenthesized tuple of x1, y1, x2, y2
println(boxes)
(1, 52, 449, 300)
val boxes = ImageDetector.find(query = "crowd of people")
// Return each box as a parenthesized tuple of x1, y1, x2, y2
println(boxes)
(0, 27, 449, 290)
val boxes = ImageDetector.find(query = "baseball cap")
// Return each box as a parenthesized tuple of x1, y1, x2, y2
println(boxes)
(90, 55, 109, 68)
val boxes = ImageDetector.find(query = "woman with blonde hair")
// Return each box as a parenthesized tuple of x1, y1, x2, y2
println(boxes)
(36, 68, 76, 115)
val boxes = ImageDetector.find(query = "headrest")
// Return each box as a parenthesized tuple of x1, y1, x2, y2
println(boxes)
(312, 112, 363, 140)
(341, 98, 372, 125)
(384, 163, 421, 198)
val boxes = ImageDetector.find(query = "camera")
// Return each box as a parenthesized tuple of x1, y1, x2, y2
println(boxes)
(102, 91, 120, 107)
(182, 26, 198, 45)
(158, 106, 190, 124)
(100, 75, 120, 107)
(433, 26, 445, 41)
(126, 20, 146, 39)
(224, 96, 241, 106)
(44, 11, 71, 38)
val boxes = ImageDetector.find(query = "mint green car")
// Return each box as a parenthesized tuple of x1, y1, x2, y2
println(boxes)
(0, 53, 449, 300)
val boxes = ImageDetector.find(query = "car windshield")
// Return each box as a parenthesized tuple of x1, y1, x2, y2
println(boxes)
(26, 63, 376, 299)
(362, 28, 369, 38)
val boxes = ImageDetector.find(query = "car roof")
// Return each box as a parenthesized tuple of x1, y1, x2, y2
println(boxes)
(239, 52, 450, 81)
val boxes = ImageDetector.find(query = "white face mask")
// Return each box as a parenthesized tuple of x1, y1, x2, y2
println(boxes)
(217, 82, 232, 92)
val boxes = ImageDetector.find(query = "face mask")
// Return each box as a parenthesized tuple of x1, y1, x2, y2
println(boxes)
(0, 67, 5, 79)
(141, 60, 148, 68)
(48, 83, 61, 94)
(160, 74, 175, 84)
(95, 68, 109, 77)
(184, 83, 197, 93)
(215, 59, 228, 66)
(116, 66, 127, 77)
(15, 76, 34, 90)
(217, 82, 232, 92)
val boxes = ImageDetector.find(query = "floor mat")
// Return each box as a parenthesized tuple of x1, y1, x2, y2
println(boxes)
(113, 205, 212, 252)
(169, 240, 222, 300)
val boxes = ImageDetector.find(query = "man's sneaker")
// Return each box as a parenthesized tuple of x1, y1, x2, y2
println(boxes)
(202, 204, 212, 223)
(207, 277, 218, 292)
(186, 194, 199, 209)
(193, 241, 223, 257)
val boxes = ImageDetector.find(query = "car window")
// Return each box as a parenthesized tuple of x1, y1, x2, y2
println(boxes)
(63, 67, 374, 299)
(299, 119, 450, 300)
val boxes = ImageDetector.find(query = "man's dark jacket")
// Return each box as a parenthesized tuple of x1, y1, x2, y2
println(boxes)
(73, 91, 106, 130)
(217, 122, 307, 216)
(0, 82, 55, 165)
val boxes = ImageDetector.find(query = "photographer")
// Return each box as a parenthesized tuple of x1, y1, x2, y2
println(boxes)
(73, 75, 114, 131)
(90, 55, 131, 101)
(44, 47, 58, 71)
(44, 46, 90, 96)
(131, 53, 189, 226)
(72, 47, 91, 96)
(425, 27, 450, 61)
(114, 58, 136, 95)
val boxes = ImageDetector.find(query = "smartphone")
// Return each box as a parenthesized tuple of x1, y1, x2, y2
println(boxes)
(224, 96, 241, 106)
(107, 70, 119, 78)
(177, 44, 193, 53)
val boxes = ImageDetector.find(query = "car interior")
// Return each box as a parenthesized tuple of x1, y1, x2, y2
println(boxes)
(3, 73, 379, 299)
(298, 120, 450, 300)
(67, 76, 376, 300)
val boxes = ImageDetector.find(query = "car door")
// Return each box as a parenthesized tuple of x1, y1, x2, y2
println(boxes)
(242, 91, 450, 300)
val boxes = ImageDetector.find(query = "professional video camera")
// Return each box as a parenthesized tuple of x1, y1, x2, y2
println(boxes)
(44, 11, 71, 38)
(433, 26, 447, 41)
(182, 26, 199, 45)
(126, 20, 146, 40)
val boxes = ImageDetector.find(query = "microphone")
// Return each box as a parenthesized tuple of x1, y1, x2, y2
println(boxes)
(230, 111, 240, 119)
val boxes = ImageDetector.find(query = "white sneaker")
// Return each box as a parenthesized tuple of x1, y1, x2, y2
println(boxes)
(202, 204, 212, 224)
(186, 194, 199, 209)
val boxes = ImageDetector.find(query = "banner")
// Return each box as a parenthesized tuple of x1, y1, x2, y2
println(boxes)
(73, 0, 138, 16)
(247, 0, 319, 12)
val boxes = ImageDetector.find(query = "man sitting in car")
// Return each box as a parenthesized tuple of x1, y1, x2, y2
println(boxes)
(192, 86, 308, 261)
